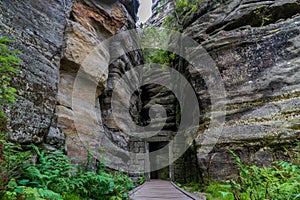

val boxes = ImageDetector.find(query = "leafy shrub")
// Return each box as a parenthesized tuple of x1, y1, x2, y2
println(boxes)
(2, 179, 62, 200)
(204, 183, 234, 200)
(162, 0, 201, 28)
(16, 145, 134, 199)
(229, 149, 300, 200)
(0, 140, 31, 191)
(184, 182, 202, 192)
(20, 145, 74, 192)
(0, 143, 134, 199)
(139, 27, 176, 71)
(203, 148, 300, 200)
(137, 174, 146, 185)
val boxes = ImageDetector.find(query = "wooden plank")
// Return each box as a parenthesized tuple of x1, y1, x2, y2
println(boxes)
(130, 180, 197, 200)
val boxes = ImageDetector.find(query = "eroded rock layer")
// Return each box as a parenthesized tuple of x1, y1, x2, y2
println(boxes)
(1, 0, 299, 182)
(0, 0, 71, 147)
(149, 0, 300, 180)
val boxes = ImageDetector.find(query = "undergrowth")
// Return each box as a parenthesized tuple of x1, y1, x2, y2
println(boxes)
(203, 146, 300, 200)
(178, 145, 300, 200)
(0, 143, 134, 200)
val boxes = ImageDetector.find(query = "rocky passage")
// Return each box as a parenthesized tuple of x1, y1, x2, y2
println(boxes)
(0, 0, 299, 183)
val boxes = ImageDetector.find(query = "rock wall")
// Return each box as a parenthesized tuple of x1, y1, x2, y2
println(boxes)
(2, 0, 299, 182)
(57, 0, 141, 167)
(0, 0, 142, 167)
(189, 0, 300, 180)
(0, 0, 71, 148)
(149, 0, 300, 180)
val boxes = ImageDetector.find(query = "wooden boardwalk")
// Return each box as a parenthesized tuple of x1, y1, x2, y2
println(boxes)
(130, 180, 200, 200)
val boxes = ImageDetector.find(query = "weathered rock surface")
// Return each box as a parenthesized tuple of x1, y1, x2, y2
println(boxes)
(0, 0, 142, 166)
(2, 0, 299, 183)
(0, 0, 71, 145)
(148, 0, 300, 180)
(187, 0, 300, 180)
(57, 0, 141, 167)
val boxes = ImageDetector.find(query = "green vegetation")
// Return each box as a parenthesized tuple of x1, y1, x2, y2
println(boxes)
(178, 145, 300, 200)
(137, 175, 146, 185)
(0, 37, 134, 200)
(142, 0, 202, 67)
(140, 27, 176, 69)
(162, 0, 201, 28)
(143, 47, 174, 69)
(204, 147, 300, 200)
(176, 181, 203, 193)
(205, 182, 234, 200)
(253, 5, 271, 27)
(0, 143, 134, 200)
(0, 36, 20, 129)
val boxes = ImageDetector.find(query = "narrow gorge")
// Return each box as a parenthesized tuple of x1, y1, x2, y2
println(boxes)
(0, 0, 299, 199)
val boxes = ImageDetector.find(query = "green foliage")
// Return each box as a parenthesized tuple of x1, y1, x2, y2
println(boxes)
(0, 140, 31, 192)
(176, 181, 203, 194)
(140, 27, 176, 70)
(2, 179, 63, 200)
(228, 149, 300, 200)
(0, 36, 20, 130)
(144, 49, 172, 67)
(204, 183, 234, 200)
(0, 36, 20, 111)
(20, 145, 74, 192)
(137, 175, 146, 185)
(184, 182, 202, 192)
(62, 193, 81, 200)
(68, 171, 131, 199)
(162, 0, 201, 28)
(203, 148, 300, 200)
(175, 0, 199, 18)
(0, 143, 134, 200)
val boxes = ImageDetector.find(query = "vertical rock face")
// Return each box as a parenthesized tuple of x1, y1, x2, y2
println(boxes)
(147, 0, 174, 26)
(0, 0, 142, 166)
(57, 0, 142, 167)
(148, 0, 300, 180)
(0, 0, 71, 146)
(187, 0, 300, 180)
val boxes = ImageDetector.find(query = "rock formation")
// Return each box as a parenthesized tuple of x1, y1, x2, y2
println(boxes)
(0, 0, 299, 182)
(0, 0, 71, 146)
(148, 0, 300, 180)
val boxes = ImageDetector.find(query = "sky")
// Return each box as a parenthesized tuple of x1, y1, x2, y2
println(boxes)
(137, 0, 153, 23)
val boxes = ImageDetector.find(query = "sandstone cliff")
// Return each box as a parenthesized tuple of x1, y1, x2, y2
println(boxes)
(0, 0, 141, 169)
(0, 0, 299, 182)
(148, 0, 300, 180)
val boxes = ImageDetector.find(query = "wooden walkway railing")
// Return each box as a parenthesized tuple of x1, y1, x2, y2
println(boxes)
(130, 180, 202, 200)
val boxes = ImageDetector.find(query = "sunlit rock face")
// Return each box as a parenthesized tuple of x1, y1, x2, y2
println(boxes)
(57, 0, 141, 166)
(148, 0, 300, 180)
